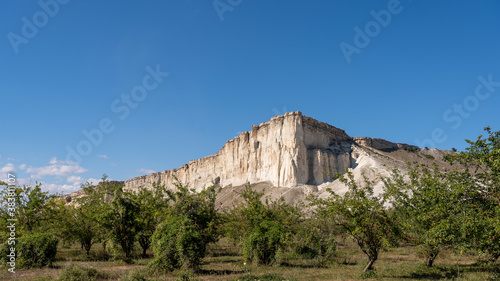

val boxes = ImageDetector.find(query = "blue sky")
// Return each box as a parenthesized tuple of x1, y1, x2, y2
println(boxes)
(2, 0, 499, 194)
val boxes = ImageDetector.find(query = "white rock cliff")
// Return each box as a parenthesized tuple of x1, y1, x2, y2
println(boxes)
(124, 112, 356, 192)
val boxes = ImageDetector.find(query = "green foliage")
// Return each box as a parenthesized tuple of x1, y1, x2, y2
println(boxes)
(405, 146, 418, 153)
(57, 264, 109, 281)
(150, 216, 206, 271)
(223, 185, 301, 265)
(423, 153, 435, 160)
(384, 164, 464, 267)
(131, 183, 170, 257)
(57, 203, 102, 256)
(243, 220, 287, 265)
(444, 127, 500, 261)
(60, 175, 117, 256)
(0, 232, 59, 268)
(314, 172, 401, 272)
(0, 183, 58, 240)
(293, 215, 337, 264)
(149, 181, 219, 272)
(101, 186, 140, 261)
(360, 268, 378, 279)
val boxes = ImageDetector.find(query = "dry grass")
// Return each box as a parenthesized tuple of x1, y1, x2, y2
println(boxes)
(1, 239, 498, 281)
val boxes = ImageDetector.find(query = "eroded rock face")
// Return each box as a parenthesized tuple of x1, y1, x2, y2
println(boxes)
(353, 137, 418, 152)
(124, 112, 355, 191)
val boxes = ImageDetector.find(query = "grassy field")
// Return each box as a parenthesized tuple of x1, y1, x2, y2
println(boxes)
(1, 238, 499, 281)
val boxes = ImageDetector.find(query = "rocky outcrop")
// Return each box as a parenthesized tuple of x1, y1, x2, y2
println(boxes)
(353, 137, 419, 152)
(124, 112, 355, 192)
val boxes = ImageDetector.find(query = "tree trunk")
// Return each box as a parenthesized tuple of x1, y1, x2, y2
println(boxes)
(139, 237, 149, 258)
(364, 258, 376, 272)
(427, 252, 438, 267)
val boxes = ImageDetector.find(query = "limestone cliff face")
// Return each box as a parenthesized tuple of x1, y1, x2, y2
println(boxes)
(124, 112, 355, 192)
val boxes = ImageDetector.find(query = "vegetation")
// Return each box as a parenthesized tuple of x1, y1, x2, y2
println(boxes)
(384, 165, 463, 267)
(1, 127, 500, 280)
(313, 172, 401, 272)
(222, 186, 301, 265)
(149, 181, 219, 272)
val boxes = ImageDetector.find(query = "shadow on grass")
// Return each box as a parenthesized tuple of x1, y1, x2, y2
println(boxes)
(279, 261, 325, 269)
(199, 268, 245, 275)
(399, 262, 500, 280)
(208, 252, 241, 258)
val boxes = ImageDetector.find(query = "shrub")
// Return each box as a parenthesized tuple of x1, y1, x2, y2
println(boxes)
(150, 216, 207, 272)
(149, 182, 219, 272)
(405, 146, 418, 153)
(57, 264, 109, 281)
(423, 154, 435, 160)
(0, 232, 59, 268)
(243, 220, 287, 265)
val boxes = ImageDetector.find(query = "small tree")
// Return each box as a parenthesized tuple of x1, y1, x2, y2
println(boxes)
(60, 176, 114, 255)
(0, 183, 58, 238)
(56, 203, 102, 256)
(444, 127, 500, 261)
(223, 185, 301, 265)
(294, 203, 338, 265)
(132, 184, 170, 257)
(149, 181, 219, 272)
(315, 172, 400, 272)
(384, 165, 463, 267)
(101, 186, 140, 260)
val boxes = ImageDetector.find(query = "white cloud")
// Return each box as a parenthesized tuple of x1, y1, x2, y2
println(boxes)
(49, 157, 58, 164)
(0, 163, 16, 173)
(137, 168, 156, 174)
(67, 175, 84, 184)
(97, 154, 108, 159)
(48, 157, 76, 165)
(26, 161, 87, 179)
(39, 181, 81, 195)
(0, 158, 102, 195)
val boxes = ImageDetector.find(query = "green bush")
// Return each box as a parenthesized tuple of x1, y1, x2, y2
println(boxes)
(149, 182, 219, 272)
(243, 220, 286, 265)
(149, 216, 206, 272)
(423, 154, 435, 160)
(0, 232, 59, 268)
(57, 264, 109, 281)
